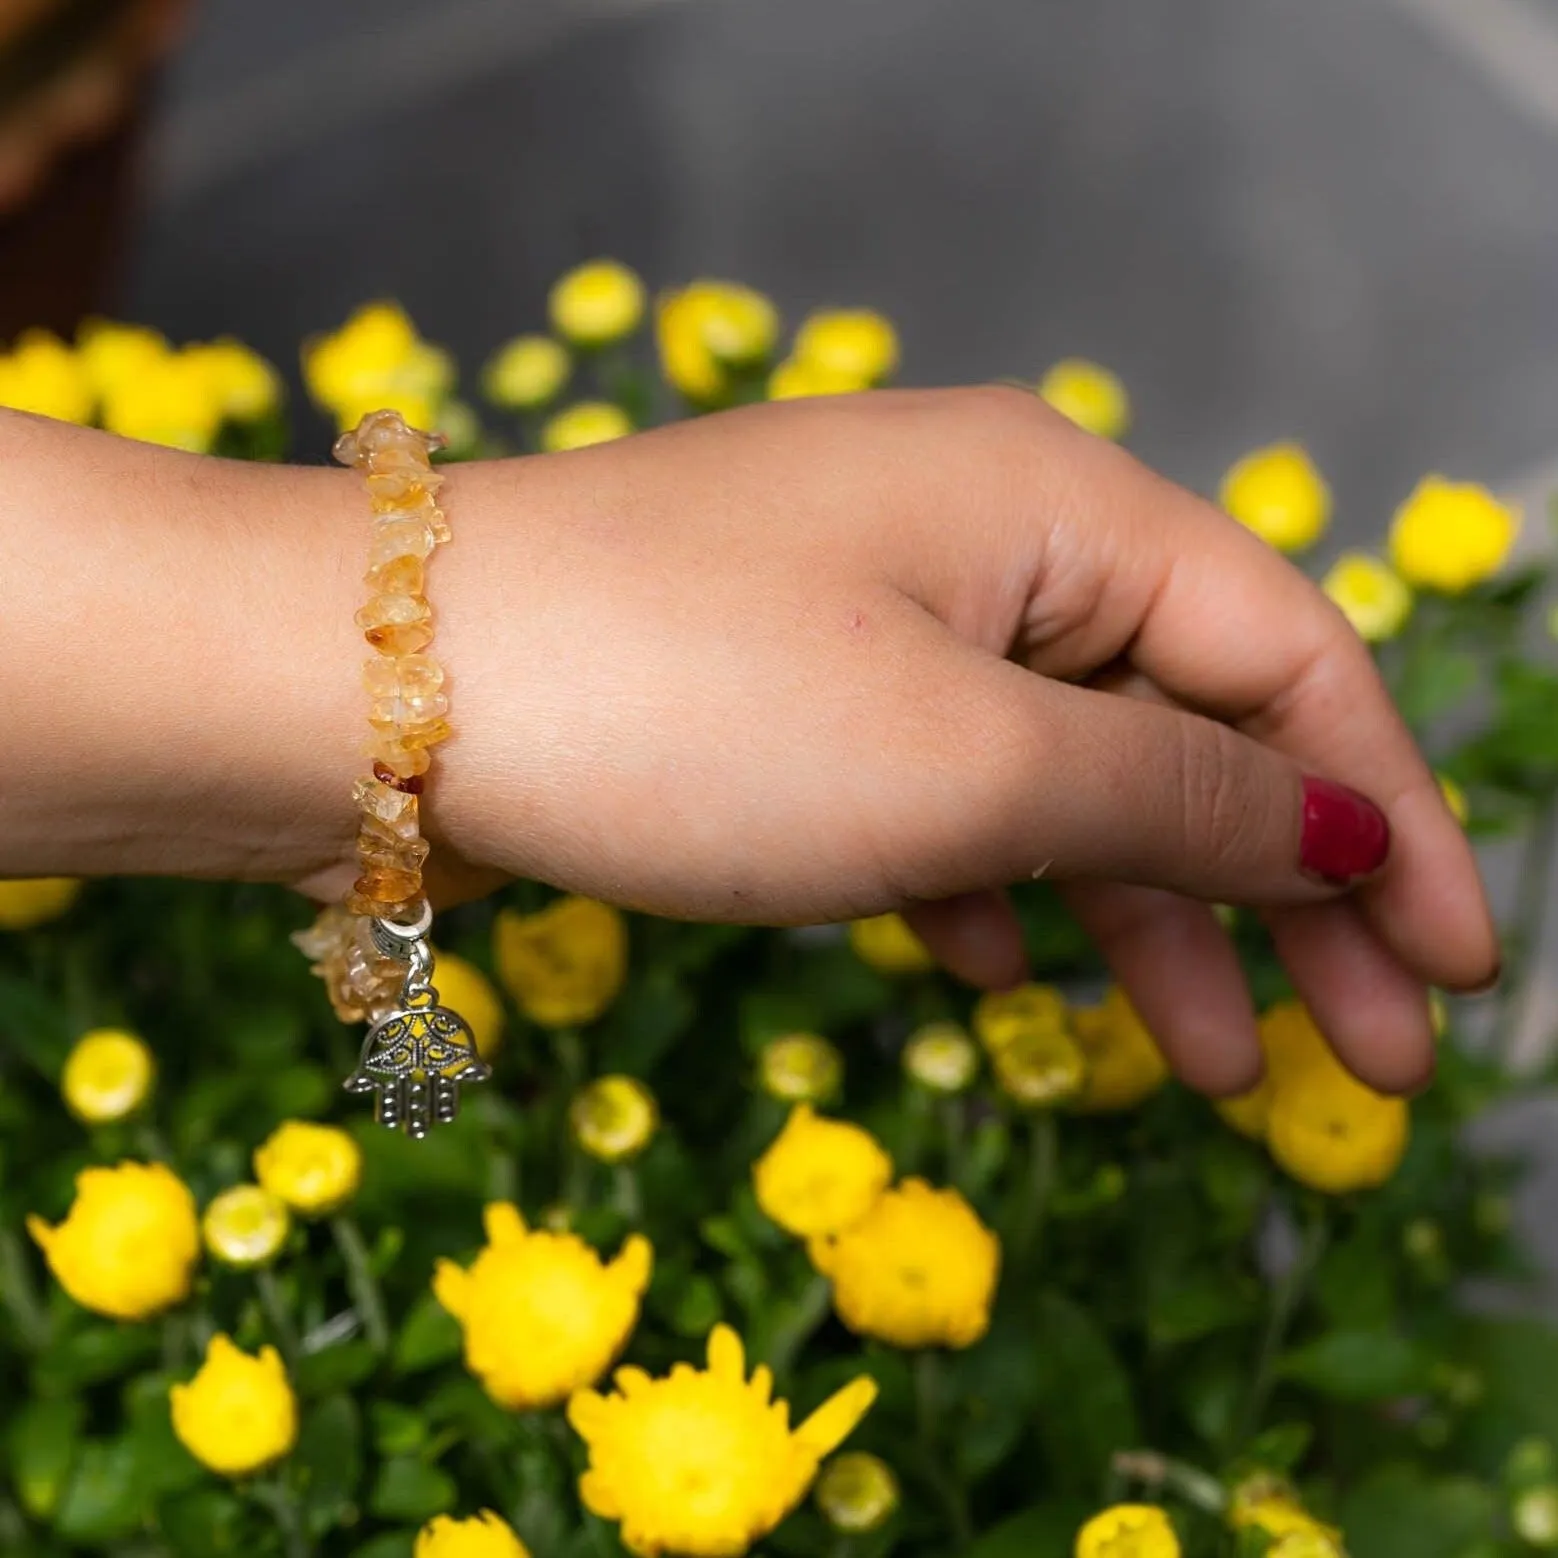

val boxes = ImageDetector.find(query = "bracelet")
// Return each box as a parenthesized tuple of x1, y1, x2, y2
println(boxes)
(292, 409, 489, 1140)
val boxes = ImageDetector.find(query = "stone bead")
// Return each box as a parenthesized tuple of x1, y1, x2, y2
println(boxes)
(367, 517, 435, 566)
(362, 654, 445, 702)
(395, 717, 454, 750)
(348, 875, 422, 917)
(367, 469, 443, 509)
(352, 777, 421, 836)
(365, 554, 425, 595)
(368, 690, 451, 730)
(333, 409, 445, 468)
(357, 815, 430, 864)
(356, 592, 432, 655)
(428, 508, 452, 545)
(365, 737, 434, 778)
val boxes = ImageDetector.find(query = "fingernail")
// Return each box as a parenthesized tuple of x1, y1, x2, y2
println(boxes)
(1300, 776, 1390, 884)
(1467, 959, 1503, 996)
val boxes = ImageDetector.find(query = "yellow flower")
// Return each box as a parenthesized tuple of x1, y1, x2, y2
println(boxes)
(76, 320, 170, 400)
(809, 1178, 999, 1349)
(568, 1322, 877, 1558)
(1075, 1504, 1180, 1558)
(1438, 774, 1469, 826)
(816, 1452, 899, 1533)
(1389, 475, 1519, 592)
(184, 339, 283, 421)
(847, 913, 935, 975)
(550, 260, 647, 348)
(483, 334, 572, 410)
(793, 309, 899, 386)
(1269, 1536, 1346, 1558)
(253, 1121, 362, 1217)
(1267, 1056, 1409, 1194)
(972, 982, 1069, 1053)
(759, 1033, 843, 1103)
(170, 1333, 298, 1478)
(493, 896, 628, 1028)
(1321, 553, 1413, 643)
(654, 280, 781, 405)
(1038, 359, 1130, 441)
(28, 1161, 199, 1320)
(202, 1185, 291, 1268)
(61, 1028, 155, 1124)
(754, 1105, 892, 1238)
(1230, 1485, 1343, 1549)
(1514, 1488, 1558, 1548)
(540, 400, 634, 452)
(0, 877, 82, 929)
(1214, 999, 1333, 1140)
(431, 950, 505, 1062)
(416, 1510, 532, 1558)
(991, 1024, 1087, 1108)
(101, 351, 224, 452)
(1220, 442, 1331, 552)
(434, 1202, 651, 1410)
(302, 302, 453, 430)
(902, 1022, 980, 1094)
(1070, 988, 1168, 1113)
(0, 330, 93, 423)
(766, 357, 865, 400)
(571, 1076, 659, 1163)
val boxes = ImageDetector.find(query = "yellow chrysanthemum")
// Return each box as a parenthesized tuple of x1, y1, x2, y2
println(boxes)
(184, 338, 283, 421)
(416, 1510, 532, 1557)
(60, 1028, 154, 1124)
(101, 350, 224, 452)
(170, 1333, 298, 1478)
(571, 1076, 659, 1163)
(1389, 475, 1519, 592)
(753, 1105, 892, 1238)
(568, 1323, 877, 1558)
(654, 280, 781, 404)
(202, 1185, 291, 1269)
(1038, 359, 1130, 441)
(1214, 999, 1333, 1140)
(493, 896, 628, 1028)
(1220, 442, 1332, 553)
(28, 1161, 199, 1320)
(431, 950, 505, 1062)
(1267, 1056, 1409, 1194)
(0, 330, 93, 423)
(1070, 988, 1168, 1113)
(1268, 1535, 1347, 1558)
(75, 320, 170, 401)
(1438, 774, 1469, 826)
(0, 877, 81, 930)
(1514, 1488, 1558, 1548)
(302, 301, 453, 431)
(759, 1033, 843, 1103)
(847, 913, 935, 975)
(1230, 1484, 1343, 1549)
(766, 357, 865, 400)
(1075, 1504, 1180, 1558)
(483, 334, 572, 410)
(550, 260, 647, 348)
(540, 400, 634, 452)
(902, 1022, 980, 1094)
(972, 982, 1069, 1053)
(793, 309, 899, 387)
(991, 1024, 1087, 1109)
(815, 1452, 899, 1533)
(1321, 553, 1413, 643)
(253, 1120, 363, 1217)
(434, 1202, 651, 1410)
(809, 1178, 1000, 1349)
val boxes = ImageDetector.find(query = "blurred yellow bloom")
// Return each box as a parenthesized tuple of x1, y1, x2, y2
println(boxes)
(1267, 1055, 1409, 1194)
(431, 949, 505, 1062)
(434, 1202, 650, 1410)
(1038, 359, 1130, 441)
(571, 1076, 659, 1163)
(202, 1185, 291, 1268)
(0, 330, 93, 423)
(494, 896, 628, 1028)
(483, 334, 571, 410)
(101, 350, 224, 452)
(1268, 1536, 1346, 1558)
(972, 982, 1068, 1053)
(540, 400, 634, 452)
(170, 1333, 297, 1478)
(902, 1021, 979, 1093)
(1220, 442, 1331, 552)
(568, 1322, 877, 1558)
(0, 876, 81, 930)
(253, 1120, 362, 1217)
(550, 260, 647, 348)
(28, 1161, 199, 1320)
(1070, 988, 1168, 1112)
(793, 309, 899, 386)
(76, 320, 169, 400)
(1389, 475, 1519, 592)
(816, 1452, 899, 1533)
(656, 280, 779, 403)
(1230, 1484, 1343, 1548)
(185, 339, 282, 421)
(1438, 774, 1469, 826)
(754, 1104, 892, 1238)
(759, 1032, 843, 1103)
(1513, 1487, 1558, 1548)
(1075, 1504, 1180, 1558)
(1322, 553, 1413, 643)
(767, 356, 865, 400)
(61, 1027, 154, 1124)
(303, 301, 453, 431)
(416, 1511, 531, 1558)
(809, 1177, 999, 1349)
(1214, 999, 1332, 1140)
(991, 1024, 1087, 1108)
(848, 913, 935, 975)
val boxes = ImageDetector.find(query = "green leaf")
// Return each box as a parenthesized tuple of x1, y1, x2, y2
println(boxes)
(1278, 1329, 1425, 1401)
(391, 1291, 463, 1376)
(156, 1487, 251, 1556)
(1395, 646, 1479, 726)
(1341, 1463, 1497, 1558)
(295, 1338, 380, 1396)
(123, 1371, 204, 1499)
(366, 1457, 458, 1524)
(33, 1322, 159, 1392)
(294, 1394, 363, 1536)
(370, 1402, 427, 1458)
(1147, 1271, 1260, 1348)
(1029, 1290, 1139, 1493)
(349, 1535, 418, 1558)
(1242, 1422, 1314, 1474)
(967, 1498, 1092, 1558)
(950, 1305, 1042, 1482)
(52, 1437, 141, 1544)
(8, 1396, 83, 1520)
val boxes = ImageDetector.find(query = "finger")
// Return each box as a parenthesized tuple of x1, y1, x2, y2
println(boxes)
(1063, 881, 1261, 1096)
(901, 889, 1030, 990)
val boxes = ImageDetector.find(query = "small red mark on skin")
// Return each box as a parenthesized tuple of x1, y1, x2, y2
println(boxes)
(849, 609, 867, 633)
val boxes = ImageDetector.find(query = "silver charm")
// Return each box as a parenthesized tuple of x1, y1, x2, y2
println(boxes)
(343, 901, 491, 1138)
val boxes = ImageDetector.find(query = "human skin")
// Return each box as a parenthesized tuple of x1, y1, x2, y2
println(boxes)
(0, 390, 1497, 1096)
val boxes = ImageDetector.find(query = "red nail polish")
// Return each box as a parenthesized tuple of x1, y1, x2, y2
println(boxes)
(1300, 777, 1390, 883)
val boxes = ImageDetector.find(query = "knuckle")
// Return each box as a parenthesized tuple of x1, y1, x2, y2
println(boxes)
(1173, 718, 1272, 877)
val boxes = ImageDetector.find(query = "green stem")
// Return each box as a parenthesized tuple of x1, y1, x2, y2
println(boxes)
(1012, 1112, 1058, 1265)
(1110, 1450, 1227, 1514)
(249, 1471, 311, 1558)
(160, 1308, 193, 1373)
(939, 1096, 968, 1187)
(0, 1224, 48, 1352)
(330, 1216, 389, 1353)
(914, 1351, 973, 1552)
(1238, 1202, 1327, 1447)
(612, 1164, 643, 1223)
(1495, 794, 1558, 1066)
(255, 1266, 301, 1367)
(764, 1272, 833, 1378)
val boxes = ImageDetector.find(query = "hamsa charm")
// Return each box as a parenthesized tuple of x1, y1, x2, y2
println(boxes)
(343, 906, 491, 1138)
